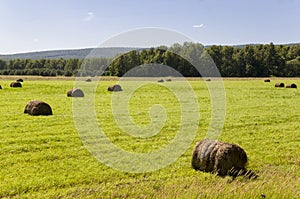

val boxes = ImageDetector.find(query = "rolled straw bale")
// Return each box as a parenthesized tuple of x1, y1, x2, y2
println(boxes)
(24, 100, 52, 116)
(67, 88, 84, 97)
(192, 139, 256, 178)
(275, 82, 284, 87)
(286, 83, 297, 88)
(10, 82, 22, 88)
(108, 84, 122, 92)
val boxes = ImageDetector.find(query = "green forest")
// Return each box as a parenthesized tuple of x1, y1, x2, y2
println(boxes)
(0, 42, 299, 77)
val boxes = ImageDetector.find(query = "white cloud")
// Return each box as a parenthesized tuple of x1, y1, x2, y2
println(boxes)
(84, 12, 94, 21)
(192, 24, 204, 28)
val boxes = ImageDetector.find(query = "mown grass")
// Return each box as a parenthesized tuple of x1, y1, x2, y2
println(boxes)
(0, 77, 299, 198)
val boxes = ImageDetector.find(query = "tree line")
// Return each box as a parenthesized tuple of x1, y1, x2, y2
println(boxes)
(207, 43, 300, 77)
(0, 42, 299, 77)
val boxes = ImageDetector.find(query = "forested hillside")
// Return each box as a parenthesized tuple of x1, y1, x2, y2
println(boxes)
(0, 47, 137, 60)
(0, 42, 299, 77)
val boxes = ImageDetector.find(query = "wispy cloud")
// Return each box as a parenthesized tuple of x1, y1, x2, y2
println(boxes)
(192, 24, 204, 28)
(84, 12, 94, 21)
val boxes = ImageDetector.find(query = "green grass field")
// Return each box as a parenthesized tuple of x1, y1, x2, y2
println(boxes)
(0, 76, 299, 198)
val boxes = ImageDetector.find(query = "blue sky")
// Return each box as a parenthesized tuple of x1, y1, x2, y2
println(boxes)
(0, 0, 299, 54)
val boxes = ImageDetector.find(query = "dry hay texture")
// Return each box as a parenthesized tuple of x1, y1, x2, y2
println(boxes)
(108, 84, 122, 92)
(286, 83, 297, 88)
(275, 82, 285, 87)
(264, 79, 270, 82)
(10, 82, 22, 88)
(192, 139, 256, 178)
(24, 100, 53, 116)
(67, 88, 84, 97)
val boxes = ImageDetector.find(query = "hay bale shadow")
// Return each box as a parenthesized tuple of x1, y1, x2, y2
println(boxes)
(24, 100, 52, 116)
(192, 139, 257, 179)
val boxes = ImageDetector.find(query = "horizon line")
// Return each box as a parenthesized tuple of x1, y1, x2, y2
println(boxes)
(1, 41, 299, 55)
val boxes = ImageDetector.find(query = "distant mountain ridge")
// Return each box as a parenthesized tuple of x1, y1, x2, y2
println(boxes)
(206, 42, 300, 48)
(0, 43, 299, 60)
(0, 47, 139, 60)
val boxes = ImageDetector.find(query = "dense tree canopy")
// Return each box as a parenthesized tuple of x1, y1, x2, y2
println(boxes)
(0, 42, 299, 77)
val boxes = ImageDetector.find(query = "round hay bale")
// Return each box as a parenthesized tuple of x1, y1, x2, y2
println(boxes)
(264, 79, 270, 82)
(108, 86, 113, 91)
(192, 139, 251, 177)
(157, 79, 164, 83)
(10, 82, 22, 88)
(16, 79, 24, 82)
(108, 84, 122, 92)
(166, 79, 172, 82)
(206, 78, 211, 82)
(24, 100, 52, 116)
(67, 90, 72, 97)
(275, 82, 284, 87)
(67, 88, 84, 97)
(85, 79, 92, 82)
(286, 83, 297, 88)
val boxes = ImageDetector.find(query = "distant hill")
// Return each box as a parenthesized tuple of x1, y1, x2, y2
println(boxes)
(0, 47, 139, 60)
(1, 43, 299, 60)
(206, 42, 300, 48)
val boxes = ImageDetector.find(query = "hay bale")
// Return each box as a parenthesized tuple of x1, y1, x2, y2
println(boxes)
(10, 82, 22, 88)
(206, 78, 211, 82)
(286, 83, 297, 88)
(85, 79, 92, 82)
(275, 82, 284, 87)
(264, 79, 270, 82)
(166, 79, 172, 82)
(67, 90, 72, 97)
(16, 79, 24, 82)
(108, 84, 122, 92)
(192, 139, 255, 178)
(24, 100, 52, 116)
(67, 88, 84, 97)
(157, 79, 164, 83)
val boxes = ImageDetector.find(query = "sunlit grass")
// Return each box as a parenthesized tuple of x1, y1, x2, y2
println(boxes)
(0, 77, 299, 198)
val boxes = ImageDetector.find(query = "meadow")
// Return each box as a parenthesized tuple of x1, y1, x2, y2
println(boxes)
(0, 76, 299, 198)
